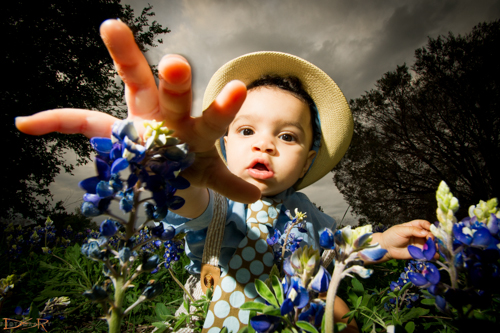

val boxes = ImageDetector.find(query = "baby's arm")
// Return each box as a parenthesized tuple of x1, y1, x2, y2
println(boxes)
(370, 219, 436, 262)
(15, 19, 260, 218)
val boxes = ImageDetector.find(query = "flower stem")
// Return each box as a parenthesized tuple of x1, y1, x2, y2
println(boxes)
(108, 275, 126, 333)
(446, 235, 459, 289)
(324, 260, 345, 333)
(168, 268, 195, 303)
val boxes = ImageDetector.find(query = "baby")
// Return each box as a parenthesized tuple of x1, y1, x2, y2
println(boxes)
(16, 19, 434, 332)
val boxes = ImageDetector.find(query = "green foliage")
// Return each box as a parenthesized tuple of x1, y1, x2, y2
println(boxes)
(334, 258, 500, 332)
(333, 20, 500, 225)
(152, 286, 213, 332)
(2, 0, 170, 220)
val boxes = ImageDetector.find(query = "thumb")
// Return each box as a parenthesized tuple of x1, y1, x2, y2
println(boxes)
(207, 167, 261, 204)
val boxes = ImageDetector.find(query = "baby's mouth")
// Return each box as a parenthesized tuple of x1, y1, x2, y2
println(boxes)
(253, 163, 268, 171)
(247, 160, 274, 180)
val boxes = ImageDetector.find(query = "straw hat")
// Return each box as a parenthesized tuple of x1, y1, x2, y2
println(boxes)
(202, 51, 353, 190)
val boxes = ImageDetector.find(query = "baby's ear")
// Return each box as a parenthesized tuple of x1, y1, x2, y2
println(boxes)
(300, 150, 316, 178)
(223, 135, 228, 147)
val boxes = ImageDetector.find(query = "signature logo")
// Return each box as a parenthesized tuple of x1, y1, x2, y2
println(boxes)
(3, 318, 49, 331)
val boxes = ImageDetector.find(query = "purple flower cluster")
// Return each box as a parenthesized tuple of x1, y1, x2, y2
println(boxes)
(162, 238, 185, 269)
(385, 260, 423, 311)
(2, 219, 79, 258)
(80, 120, 193, 220)
(406, 182, 500, 313)
(78, 120, 194, 311)
(266, 228, 303, 263)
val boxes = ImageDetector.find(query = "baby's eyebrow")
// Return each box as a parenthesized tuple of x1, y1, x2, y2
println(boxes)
(231, 115, 306, 133)
(280, 121, 306, 134)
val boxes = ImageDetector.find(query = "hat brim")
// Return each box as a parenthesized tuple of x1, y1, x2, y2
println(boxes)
(202, 51, 353, 190)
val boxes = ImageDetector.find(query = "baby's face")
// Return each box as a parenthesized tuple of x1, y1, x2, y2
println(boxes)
(224, 87, 316, 197)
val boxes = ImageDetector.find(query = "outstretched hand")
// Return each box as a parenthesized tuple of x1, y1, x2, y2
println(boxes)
(371, 220, 436, 262)
(15, 19, 261, 205)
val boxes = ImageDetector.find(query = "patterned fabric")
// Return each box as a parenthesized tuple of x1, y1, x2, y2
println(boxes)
(163, 188, 336, 275)
(202, 198, 282, 333)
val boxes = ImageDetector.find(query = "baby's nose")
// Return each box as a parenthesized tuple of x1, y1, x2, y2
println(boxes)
(252, 138, 276, 154)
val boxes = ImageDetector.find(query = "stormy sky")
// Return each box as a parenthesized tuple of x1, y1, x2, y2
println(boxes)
(50, 0, 500, 225)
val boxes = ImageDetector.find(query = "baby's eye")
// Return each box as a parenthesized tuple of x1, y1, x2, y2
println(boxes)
(239, 128, 254, 136)
(279, 133, 296, 142)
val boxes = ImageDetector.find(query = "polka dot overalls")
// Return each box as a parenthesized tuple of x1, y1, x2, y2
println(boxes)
(202, 198, 282, 333)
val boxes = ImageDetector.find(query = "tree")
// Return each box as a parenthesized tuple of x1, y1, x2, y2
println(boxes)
(333, 21, 500, 225)
(2, 0, 169, 220)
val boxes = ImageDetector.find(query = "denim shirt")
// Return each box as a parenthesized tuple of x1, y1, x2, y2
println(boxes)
(162, 187, 336, 274)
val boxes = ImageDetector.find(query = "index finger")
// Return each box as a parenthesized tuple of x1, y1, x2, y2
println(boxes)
(15, 109, 118, 138)
(100, 19, 159, 118)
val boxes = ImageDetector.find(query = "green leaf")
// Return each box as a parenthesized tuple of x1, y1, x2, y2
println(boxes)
(296, 321, 320, 333)
(405, 321, 415, 333)
(237, 327, 249, 333)
(152, 322, 167, 333)
(155, 302, 170, 319)
(241, 301, 268, 312)
(381, 296, 392, 304)
(262, 306, 281, 316)
(220, 327, 229, 333)
(272, 275, 284, 305)
(248, 310, 256, 333)
(355, 296, 363, 309)
(254, 279, 278, 307)
(401, 307, 429, 321)
(420, 298, 435, 305)
(335, 323, 347, 332)
(399, 282, 412, 295)
(172, 314, 187, 331)
(347, 291, 358, 305)
(351, 278, 364, 294)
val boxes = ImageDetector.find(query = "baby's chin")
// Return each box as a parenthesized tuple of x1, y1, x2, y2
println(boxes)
(246, 179, 284, 198)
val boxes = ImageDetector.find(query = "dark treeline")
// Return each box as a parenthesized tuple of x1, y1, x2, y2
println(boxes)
(334, 21, 500, 225)
(2, 0, 169, 221)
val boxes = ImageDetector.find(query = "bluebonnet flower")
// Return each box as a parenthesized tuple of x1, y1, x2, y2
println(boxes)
(385, 260, 427, 311)
(141, 253, 161, 272)
(151, 222, 175, 241)
(408, 237, 436, 261)
(298, 301, 325, 327)
(280, 298, 294, 316)
(319, 227, 335, 250)
(267, 228, 303, 262)
(309, 266, 331, 293)
(453, 218, 498, 249)
(408, 262, 440, 289)
(83, 285, 109, 301)
(285, 209, 308, 233)
(404, 181, 500, 315)
(100, 219, 120, 237)
(284, 276, 310, 309)
(162, 238, 185, 269)
(142, 280, 164, 300)
(250, 314, 281, 333)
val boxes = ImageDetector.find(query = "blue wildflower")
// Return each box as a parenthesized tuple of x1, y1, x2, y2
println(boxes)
(250, 315, 281, 333)
(100, 219, 120, 237)
(298, 301, 325, 327)
(408, 237, 436, 261)
(151, 222, 175, 241)
(319, 228, 335, 250)
(408, 262, 440, 288)
(309, 266, 331, 293)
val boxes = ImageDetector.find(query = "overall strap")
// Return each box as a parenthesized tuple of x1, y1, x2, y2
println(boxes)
(200, 190, 228, 293)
